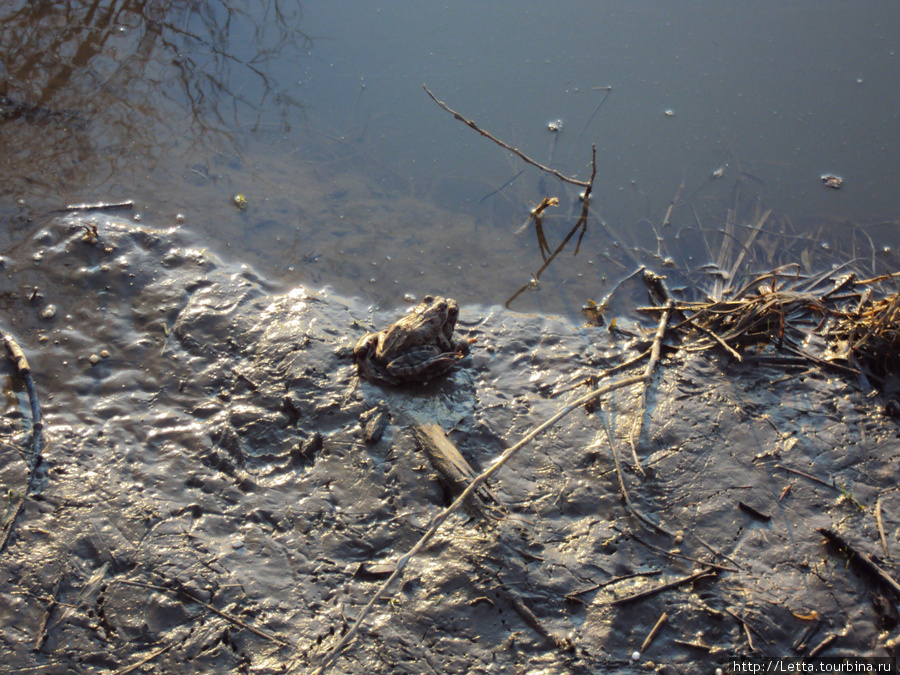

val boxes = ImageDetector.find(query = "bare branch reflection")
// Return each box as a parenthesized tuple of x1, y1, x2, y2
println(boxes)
(0, 0, 310, 204)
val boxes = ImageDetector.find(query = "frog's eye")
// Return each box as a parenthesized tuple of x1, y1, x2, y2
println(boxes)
(422, 295, 434, 303)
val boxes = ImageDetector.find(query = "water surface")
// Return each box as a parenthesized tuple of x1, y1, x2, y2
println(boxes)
(2, 1, 899, 313)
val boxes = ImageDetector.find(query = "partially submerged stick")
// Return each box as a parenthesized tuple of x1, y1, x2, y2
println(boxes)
(53, 199, 134, 213)
(118, 578, 290, 648)
(424, 85, 591, 189)
(0, 331, 45, 555)
(876, 497, 889, 558)
(310, 373, 647, 674)
(33, 568, 65, 652)
(818, 528, 900, 598)
(112, 644, 173, 675)
(3, 331, 44, 490)
(639, 611, 668, 653)
(607, 567, 717, 607)
(628, 296, 673, 475)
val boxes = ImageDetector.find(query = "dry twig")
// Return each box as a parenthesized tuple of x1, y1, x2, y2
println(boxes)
(607, 567, 717, 607)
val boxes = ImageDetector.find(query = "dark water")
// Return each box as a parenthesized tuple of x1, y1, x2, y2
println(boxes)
(2, 1, 900, 313)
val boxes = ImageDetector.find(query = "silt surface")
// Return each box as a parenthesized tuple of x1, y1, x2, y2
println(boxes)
(0, 215, 898, 673)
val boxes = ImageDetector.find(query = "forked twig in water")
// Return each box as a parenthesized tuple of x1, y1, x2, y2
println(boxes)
(0, 331, 45, 555)
(424, 85, 592, 189)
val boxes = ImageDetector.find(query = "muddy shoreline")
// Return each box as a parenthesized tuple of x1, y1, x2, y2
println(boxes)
(1, 214, 899, 674)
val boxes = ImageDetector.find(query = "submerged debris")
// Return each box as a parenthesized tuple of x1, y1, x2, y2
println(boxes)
(821, 174, 843, 189)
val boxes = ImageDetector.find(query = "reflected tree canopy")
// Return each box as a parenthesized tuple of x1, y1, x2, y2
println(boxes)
(0, 0, 310, 202)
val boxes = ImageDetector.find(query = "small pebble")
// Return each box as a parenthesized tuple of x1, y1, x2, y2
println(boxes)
(175, 213, 186, 224)
(100, 349, 110, 358)
(89, 354, 101, 365)
(631, 651, 641, 661)
(674, 530, 684, 545)
(41, 305, 57, 320)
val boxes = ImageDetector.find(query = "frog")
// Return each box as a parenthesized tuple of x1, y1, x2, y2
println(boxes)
(353, 295, 470, 385)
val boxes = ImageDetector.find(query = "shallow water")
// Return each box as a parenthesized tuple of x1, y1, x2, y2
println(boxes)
(2, 1, 900, 315)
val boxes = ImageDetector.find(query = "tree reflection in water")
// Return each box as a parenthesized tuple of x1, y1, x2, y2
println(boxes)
(0, 0, 310, 208)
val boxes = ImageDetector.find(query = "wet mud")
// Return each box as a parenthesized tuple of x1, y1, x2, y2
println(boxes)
(1, 214, 899, 674)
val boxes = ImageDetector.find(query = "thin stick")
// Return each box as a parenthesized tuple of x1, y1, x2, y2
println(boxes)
(424, 85, 591, 189)
(807, 633, 836, 657)
(876, 497, 889, 558)
(0, 493, 25, 555)
(608, 567, 717, 607)
(117, 579, 289, 647)
(53, 200, 134, 213)
(33, 569, 65, 652)
(311, 374, 648, 674)
(578, 85, 612, 140)
(661, 181, 684, 228)
(505, 155, 597, 307)
(3, 331, 43, 494)
(691, 532, 743, 570)
(721, 606, 768, 648)
(566, 570, 663, 600)
(774, 464, 834, 489)
(553, 346, 651, 397)
(112, 644, 172, 675)
(600, 417, 673, 536)
(629, 299, 673, 475)
(640, 611, 668, 653)
(505, 593, 570, 651)
(742, 620, 756, 652)
(617, 526, 738, 573)
(818, 528, 900, 597)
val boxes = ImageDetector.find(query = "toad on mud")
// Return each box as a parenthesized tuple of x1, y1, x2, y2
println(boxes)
(354, 295, 470, 385)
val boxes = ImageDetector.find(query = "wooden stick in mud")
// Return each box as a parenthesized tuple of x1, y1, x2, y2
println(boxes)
(817, 528, 900, 597)
(0, 493, 25, 555)
(876, 497, 889, 558)
(309, 373, 648, 675)
(117, 579, 290, 648)
(600, 414, 673, 537)
(413, 424, 501, 520)
(640, 611, 668, 653)
(54, 199, 134, 213)
(3, 331, 44, 493)
(0, 331, 45, 555)
(504, 592, 571, 651)
(424, 85, 592, 189)
(628, 295, 673, 475)
(112, 644, 173, 675)
(607, 567, 717, 607)
(32, 568, 65, 652)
